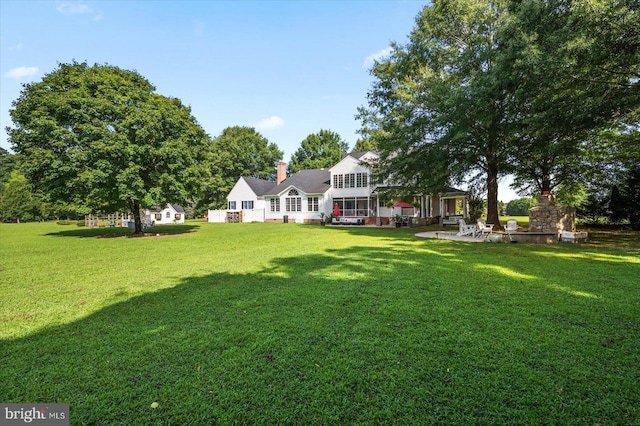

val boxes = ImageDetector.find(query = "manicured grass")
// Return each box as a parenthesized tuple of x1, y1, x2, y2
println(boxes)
(1, 221, 639, 424)
(499, 215, 530, 227)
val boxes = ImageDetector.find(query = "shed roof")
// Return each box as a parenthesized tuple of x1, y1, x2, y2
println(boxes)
(148, 203, 185, 213)
(170, 204, 185, 213)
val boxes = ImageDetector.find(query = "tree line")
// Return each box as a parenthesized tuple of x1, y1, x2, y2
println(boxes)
(1, 62, 351, 230)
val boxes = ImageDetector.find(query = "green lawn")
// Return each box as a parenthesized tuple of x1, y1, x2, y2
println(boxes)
(1, 221, 639, 424)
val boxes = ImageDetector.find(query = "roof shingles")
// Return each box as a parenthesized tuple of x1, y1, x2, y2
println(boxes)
(266, 169, 331, 196)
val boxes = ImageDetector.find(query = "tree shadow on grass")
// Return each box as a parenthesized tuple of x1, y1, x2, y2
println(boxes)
(582, 227, 640, 250)
(306, 223, 425, 242)
(1, 243, 638, 424)
(44, 224, 200, 238)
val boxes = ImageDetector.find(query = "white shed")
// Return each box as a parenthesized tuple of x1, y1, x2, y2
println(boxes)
(146, 204, 185, 224)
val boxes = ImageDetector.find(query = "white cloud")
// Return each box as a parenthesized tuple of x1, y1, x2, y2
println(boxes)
(363, 47, 393, 68)
(256, 116, 284, 130)
(56, 2, 93, 15)
(4, 66, 39, 79)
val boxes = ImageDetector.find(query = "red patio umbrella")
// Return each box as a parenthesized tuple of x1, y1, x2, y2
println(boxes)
(391, 202, 414, 208)
(333, 203, 341, 216)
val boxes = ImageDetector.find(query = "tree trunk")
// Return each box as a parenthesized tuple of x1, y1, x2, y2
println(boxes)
(541, 174, 552, 194)
(486, 161, 501, 229)
(540, 158, 553, 193)
(128, 199, 144, 234)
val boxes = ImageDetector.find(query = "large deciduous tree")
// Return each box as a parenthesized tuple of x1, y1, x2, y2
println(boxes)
(8, 62, 208, 233)
(358, 0, 512, 226)
(288, 129, 350, 173)
(197, 126, 283, 211)
(503, 0, 639, 195)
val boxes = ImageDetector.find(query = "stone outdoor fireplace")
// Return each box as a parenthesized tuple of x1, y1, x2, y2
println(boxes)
(528, 194, 575, 237)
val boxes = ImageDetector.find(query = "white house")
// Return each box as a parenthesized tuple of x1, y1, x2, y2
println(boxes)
(209, 151, 468, 224)
(263, 168, 332, 223)
(224, 176, 276, 222)
(145, 204, 185, 224)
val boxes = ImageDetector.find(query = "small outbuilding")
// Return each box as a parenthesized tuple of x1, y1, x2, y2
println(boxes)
(145, 204, 185, 224)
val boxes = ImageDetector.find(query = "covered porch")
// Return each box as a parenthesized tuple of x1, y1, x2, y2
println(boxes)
(368, 186, 469, 225)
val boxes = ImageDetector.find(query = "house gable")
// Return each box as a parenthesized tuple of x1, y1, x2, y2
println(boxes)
(329, 151, 377, 173)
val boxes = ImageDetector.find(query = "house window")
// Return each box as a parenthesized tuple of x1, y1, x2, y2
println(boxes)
(242, 201, 254, 209)
(286, 198, 302, 212)
(155, 213, 162, 221)
(333, 174, 343, 189)
(357, 173, 368, 187)
(228, 201, 236, 210)
(270, 198, 280, 212)
(308, 197, 319, 212)
(165, 211, 170, 218)
(345, 173, 355, 188)
(175, 214, 181, 221)
(286, 189, 301, 212)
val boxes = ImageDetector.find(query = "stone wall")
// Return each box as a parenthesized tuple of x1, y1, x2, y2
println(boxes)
(528, 194, 575, 236)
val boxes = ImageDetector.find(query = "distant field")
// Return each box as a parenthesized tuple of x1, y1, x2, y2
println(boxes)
(499, 215, 529, 227)
(1, 221, 638, 424)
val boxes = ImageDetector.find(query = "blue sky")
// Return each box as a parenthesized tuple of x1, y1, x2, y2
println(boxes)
(0, 0, 518, 201)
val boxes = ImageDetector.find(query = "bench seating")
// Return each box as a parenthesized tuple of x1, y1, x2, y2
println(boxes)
(332, 217, 365, 225)
(442, 215, 463, 225)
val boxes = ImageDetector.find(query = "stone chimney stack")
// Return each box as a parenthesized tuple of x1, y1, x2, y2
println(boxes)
(277, 161, 287, 185)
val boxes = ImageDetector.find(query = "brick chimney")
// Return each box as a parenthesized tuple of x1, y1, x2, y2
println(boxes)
(277, 161, 287, 185)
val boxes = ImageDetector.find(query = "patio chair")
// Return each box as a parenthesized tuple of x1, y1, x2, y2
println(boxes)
(476, 219, 494, 238)
(456, 219, 476, 237)
(505, 219, 518, 241)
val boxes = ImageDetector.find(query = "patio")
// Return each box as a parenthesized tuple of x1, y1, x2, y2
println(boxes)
(415, 231, 483, 242)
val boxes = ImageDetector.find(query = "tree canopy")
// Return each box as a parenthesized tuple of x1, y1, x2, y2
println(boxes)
(358, 0, 639, 225)
(288, 130, 350, 173)
(8, 62, 208, 233)
(196, 126, 283, 212)
(503, 0, 639, 195)
(0, 147, 16, 184)
(0, 171, 38, 223)
(358, 0, 512, 226)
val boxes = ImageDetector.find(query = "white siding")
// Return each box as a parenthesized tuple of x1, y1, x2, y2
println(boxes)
(227, 178, 259, 211)
(329, 154, 375, 199)
(328, 152, 377, 217)
(264, 189, 328, 222)
(207, 210, 227, 223)
(145, 204, 185, 224)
